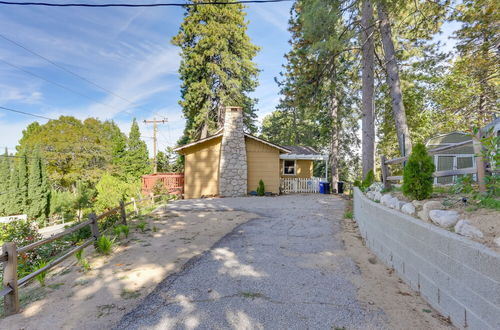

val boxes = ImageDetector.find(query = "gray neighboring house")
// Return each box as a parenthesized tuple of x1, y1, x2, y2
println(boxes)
(426, 132, 475, 184)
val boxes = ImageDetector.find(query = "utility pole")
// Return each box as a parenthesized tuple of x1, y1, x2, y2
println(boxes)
(143, 117, 167, 173)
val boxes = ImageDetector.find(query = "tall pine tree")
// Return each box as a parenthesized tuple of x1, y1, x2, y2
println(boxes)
(17, 151, 29, 214)
(0, 148, 10, 215)
(123, 119, 150, 178)
(172, 0, 260, 142)
(28, 150, 50, 220)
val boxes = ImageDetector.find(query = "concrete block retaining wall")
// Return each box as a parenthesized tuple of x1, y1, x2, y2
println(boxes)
(353, 188, 500, 329)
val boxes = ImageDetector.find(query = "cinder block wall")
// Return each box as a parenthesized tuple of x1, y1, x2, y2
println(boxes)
(353, 188, 500, 329)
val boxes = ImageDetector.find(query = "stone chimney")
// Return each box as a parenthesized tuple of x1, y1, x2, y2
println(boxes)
(219, 106, 247, 197)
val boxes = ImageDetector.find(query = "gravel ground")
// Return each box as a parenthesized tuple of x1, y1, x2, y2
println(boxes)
(115, 195, 386, 329)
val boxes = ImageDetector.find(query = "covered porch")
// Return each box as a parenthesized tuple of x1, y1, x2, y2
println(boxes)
(279, 146, 329, 194)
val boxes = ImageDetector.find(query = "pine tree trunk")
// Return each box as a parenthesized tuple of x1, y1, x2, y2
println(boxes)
(361, 0, 375, 178)
(330, 97, 339, 193)
(377, 3, 412, 156)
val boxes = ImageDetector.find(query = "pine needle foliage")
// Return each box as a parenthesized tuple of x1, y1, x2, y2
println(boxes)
(172, 0, 260, 142)
(402, 143, 435, 200)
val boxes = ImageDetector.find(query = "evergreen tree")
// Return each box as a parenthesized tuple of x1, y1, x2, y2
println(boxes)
(123, 119, 150, 178)
(172, 0, 260, 142)
(8, 161, 21, 215)
(17, 151, 29, 214)
(28, 150, 50, 220)
(0, 148, 11, 215)
(402, 143, 435, 201)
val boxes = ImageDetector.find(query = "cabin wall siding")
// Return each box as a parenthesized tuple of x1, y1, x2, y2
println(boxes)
(280, 159, 314, 178)
(246, 137, 280, 194)
(183, 136, 222, 199)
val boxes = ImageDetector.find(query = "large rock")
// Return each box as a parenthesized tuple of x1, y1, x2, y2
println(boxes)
(367, 182, 384, 193)
(380, 194, 392, 207)
(373, 191, 382, 202)
(412, 200, 424, 210)
(454, 220, 483, 239)
(388, 197, 401, 210)
(429, 210, 459, 227)
(418, 201, 444, 221)
(494, 237, 500, 248)
(401, 203, 416, 216)
(366, 191, 375, 200)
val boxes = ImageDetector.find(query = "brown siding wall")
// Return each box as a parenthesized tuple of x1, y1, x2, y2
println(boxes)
(246, 137, 280, 194)
(280, 159, 314, 178)
(183, 136, 222, 199)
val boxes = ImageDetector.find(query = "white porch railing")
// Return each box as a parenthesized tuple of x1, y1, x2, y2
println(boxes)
(280, 177, 321, 194)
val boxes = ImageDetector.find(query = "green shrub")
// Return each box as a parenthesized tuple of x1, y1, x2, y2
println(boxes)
(361, 170, 375, 190)
(344, 211, 353, 219)
(479, 197, 500, 210)
(136, 221, 147, 233)
(402, 143, 435, 200)
(121, 225, 130, 238)
(35, 261, 48, 287)
(113, 226, 122, 238)
(453, 175, 474, 194)
(75, 249, 91, 272)
(256, 179, 265, 196)
(96, 236, 113, 255)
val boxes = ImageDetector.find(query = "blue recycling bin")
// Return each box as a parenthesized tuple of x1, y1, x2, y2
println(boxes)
(319, 182, 330, 194)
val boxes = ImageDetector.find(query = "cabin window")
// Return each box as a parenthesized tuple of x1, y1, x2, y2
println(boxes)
(283, 160, 296, 175)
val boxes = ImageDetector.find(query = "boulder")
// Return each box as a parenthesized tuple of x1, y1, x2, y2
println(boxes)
(373, 191, 382, 202)
(380, 194, 392, 207)
(418, 201, 444, 221)
(366, 191, 375, 200)
(367, 182, 384, 193)
(429, 210, 459, 227)
(454, 220, 483, 239)
(494, 237, 500, 248)
(412, 200, 424, 210)
(401, 203, 416, 216)
(388, 197, 400, 210)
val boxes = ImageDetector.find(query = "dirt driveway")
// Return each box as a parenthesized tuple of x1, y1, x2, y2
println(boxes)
(116, 195, 454, 329)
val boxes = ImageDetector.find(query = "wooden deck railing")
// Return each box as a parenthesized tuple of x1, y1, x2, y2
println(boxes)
(381, 139, 491, 189)
(0, 194, 165, 316)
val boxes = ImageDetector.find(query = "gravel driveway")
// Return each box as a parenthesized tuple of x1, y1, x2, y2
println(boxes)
(115, 195, 386, 329)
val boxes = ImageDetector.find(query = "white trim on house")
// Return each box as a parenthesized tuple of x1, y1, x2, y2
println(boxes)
(173, 133, 223, 152)
(174, 131, 291, 154)
(244, 134, 291, 153)
(433, 153, 476, 184)
(282, 159, 297, 176)
(279, 154, 328, 161)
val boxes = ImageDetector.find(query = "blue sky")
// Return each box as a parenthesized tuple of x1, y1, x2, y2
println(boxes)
(0, 1, 459, 156)
(0, 1, 292, 155)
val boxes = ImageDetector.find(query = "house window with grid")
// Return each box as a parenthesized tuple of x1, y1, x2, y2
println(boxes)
(283, 160, 296, 175)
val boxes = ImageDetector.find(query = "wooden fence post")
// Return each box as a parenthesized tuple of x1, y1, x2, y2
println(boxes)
(150, 193, 154, 205)
(119, 200, 127, 226)
(131, 198, 138, 216)
(89, 213, 100, 241)
(381, 155, 391, 190)
(3, 242, 19, 316)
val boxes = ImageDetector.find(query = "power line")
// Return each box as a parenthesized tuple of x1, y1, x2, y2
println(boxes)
(0, 57, 130, 113)
(0, 105, 55, 121)
(0, 32, 137, 107)
(0, 1, 291, 8)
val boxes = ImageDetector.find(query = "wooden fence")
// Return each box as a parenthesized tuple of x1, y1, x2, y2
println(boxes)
(381, 139, 491, 190)
(141, 173, 184, 196)
(280, 177, 321, 194)
(0, 194, 164, 316)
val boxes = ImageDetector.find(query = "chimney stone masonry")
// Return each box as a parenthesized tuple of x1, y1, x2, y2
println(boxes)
(219, 106, 247, 197)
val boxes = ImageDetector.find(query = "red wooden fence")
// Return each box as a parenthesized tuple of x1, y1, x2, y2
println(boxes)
(141, 173, 184, 195)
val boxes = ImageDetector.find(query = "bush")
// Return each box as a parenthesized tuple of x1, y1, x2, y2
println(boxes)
(35, 261, 48, 286)
(96, 235, 113, 255)
(256, 179, 265, 196)
(453, 175, 474, 194)
(361, 170, 375, 190)
(402, 143, 435, 200)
